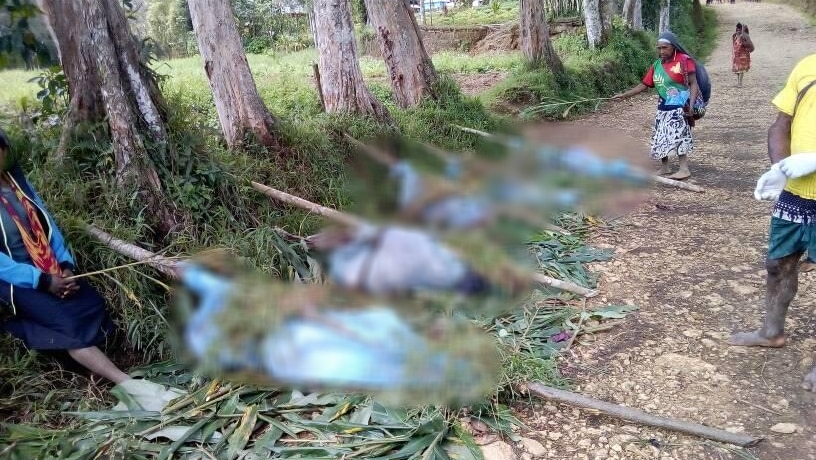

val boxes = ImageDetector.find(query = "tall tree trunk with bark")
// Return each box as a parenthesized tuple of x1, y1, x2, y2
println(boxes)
(583, 0, 603, 49)
(36, 0, 104, 160)
(599, 0, 614, 42)
(622, 0, 634, 28)
(364, 0, 438, 108)
(313, 0, 390, 121)
(519, 0, 564, 76)
(659, 0, 671, 33)
(38, 0, 181, 236)
(187, 0, 280, 150)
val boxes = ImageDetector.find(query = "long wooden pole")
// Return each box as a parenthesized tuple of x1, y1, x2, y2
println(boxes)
(84, 224, 182, 279)
(532, 273, 598, 297)
(652, 175, 705, 193)
(527, 383, 762, 447)
(251, 181, 365, 228)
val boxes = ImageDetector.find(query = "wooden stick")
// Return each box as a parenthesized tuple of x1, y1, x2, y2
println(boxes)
(84, 225, 182, 279)
(527, 383, 762, 447)
(64, 257, 185, 281)
(652, 175, 705, 193)
(313, 63, 325, 112)
(250, 182, 365, 228)
(453, 125, 493, 138)
(532, 272, 598, 298)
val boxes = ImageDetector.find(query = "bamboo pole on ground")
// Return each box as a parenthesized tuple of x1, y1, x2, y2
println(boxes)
(251, 181, 365, 228)
(652, 175, 705, 192)
(84, 224, 182, 279)
(527, 383, 762, 447)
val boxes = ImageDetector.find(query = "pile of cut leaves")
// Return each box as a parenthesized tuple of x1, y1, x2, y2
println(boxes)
(0, 219, 637, 459)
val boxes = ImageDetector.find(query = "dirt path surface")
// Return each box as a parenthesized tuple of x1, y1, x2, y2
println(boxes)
(494, 3, 816, 460)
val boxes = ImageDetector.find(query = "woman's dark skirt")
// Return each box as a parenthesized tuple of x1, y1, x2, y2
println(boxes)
(0, 279, 113, 350)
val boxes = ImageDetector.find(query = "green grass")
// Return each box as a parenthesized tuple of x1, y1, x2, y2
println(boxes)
(0, 50, 523, 113)
(419, 1, 519, 26)
(0, 69, 41, 107)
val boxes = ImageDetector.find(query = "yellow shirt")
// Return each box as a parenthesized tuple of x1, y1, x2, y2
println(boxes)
(772, 54, 816, 199)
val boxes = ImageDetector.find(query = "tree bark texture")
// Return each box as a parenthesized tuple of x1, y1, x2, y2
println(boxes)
(364, 0, 438, 108)
(187, 0, 280, 150)
(599, 0, 614, 42)
(583, 0, 603, 49)
(313, 0, 391, 121)
(39, 0, 181, 236)
(659, 0, 671, 33)
(622, 0, 643, 30)
(36, 0, 104, 159)
(520, 0, 564, 75)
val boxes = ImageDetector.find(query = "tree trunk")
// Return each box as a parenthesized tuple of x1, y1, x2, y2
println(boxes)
(36, 0, 104, 160)
(659, 0, 670, 33)
(583, 0, 603, 49)
(38, 0, 181, 237)
(622, 0, 642, 30)
(519, 0, 564, 76)
(364, 0, 438, 108)
(187, 0, 280, 150)
(599, 0, 614, 42)
(313, 0, 391, 121)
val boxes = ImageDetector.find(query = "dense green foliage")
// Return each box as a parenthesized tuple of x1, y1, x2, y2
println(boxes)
(485, 4, 717, 118)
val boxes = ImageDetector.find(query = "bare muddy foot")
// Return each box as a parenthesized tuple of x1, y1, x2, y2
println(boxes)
(728, 331, 786, 347)
(667, 169, 691, 180)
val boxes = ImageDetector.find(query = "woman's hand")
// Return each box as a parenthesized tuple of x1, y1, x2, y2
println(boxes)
(49, 272, 79, 298)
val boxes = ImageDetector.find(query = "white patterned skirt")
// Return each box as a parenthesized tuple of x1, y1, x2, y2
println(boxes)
(650, 108, 693, 160)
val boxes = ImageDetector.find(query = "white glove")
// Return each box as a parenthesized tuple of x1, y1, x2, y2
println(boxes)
(776, 153, 816, 179)
(754, 166, 787, 201)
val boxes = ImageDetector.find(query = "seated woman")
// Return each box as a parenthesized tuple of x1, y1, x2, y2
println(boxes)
(0, 128, 181, 411)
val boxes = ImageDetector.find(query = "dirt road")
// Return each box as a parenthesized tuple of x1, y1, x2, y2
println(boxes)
(501, 3, 816, 459)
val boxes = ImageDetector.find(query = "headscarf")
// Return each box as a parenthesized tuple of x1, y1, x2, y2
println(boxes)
(657, 31, 693, 59)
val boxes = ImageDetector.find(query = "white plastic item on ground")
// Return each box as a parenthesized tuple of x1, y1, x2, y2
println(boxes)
(111, 379, 186, 412)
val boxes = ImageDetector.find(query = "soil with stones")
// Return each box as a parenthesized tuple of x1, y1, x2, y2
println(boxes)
(481, 3, 816, 459)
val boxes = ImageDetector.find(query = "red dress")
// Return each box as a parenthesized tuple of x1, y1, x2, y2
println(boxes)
(732, 34, 752, 73)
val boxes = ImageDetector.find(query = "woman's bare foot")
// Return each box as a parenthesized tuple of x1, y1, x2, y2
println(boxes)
(655, 166, 673, 176)
(728, 331, 786, 347)
(667, 169, 691, 180)
(800, 260, 816, 273)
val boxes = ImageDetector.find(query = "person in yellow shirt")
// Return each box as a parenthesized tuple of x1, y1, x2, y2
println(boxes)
(730, 54, 816, 392)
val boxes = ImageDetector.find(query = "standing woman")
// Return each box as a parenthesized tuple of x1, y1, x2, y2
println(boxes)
(612, 32, 701, 180)
(732, 23, 754, 87)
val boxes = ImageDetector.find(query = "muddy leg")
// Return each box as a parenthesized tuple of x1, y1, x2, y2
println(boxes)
(657, 157, 672, 175)
(737, 72, 743, 87)
(668, 155, 691, 180)
(729, 252, 802, 347)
